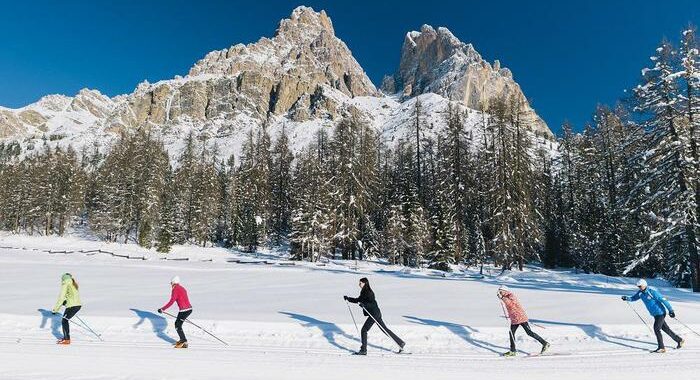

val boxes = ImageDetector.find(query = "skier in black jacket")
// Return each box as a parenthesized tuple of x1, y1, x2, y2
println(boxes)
(344, 277, 405, 355)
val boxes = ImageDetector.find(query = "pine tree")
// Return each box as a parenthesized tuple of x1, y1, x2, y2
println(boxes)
(290, 143, 332, 262)
(156, 169, 176, 253)
(486, 94, 541, 270)
(270, 127, 294, 244)
(680, 27, 700, 290)
(628, 40, 699, 289)
(328, 115, 379, 260)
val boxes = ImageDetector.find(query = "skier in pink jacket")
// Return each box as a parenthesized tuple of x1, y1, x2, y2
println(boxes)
(498, 285, 549, 356)
(158, 276, 192, 348)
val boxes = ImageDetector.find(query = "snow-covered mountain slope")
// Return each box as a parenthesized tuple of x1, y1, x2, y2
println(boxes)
(0, 235, 698, 379)
(0, 6, 555, 162)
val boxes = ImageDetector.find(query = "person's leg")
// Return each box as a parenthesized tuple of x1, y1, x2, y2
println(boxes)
(62, 315, 69, 340)
(509, 324, 520, 352)
(360, 317, 375, 352)
(660, 318, 682, 344)
(521, 322, 547, 345)
(62, 306, 81, 340)
(375, 315, 405, 347)
(653, 315, 665, 349)
(175, 310, 192, 342)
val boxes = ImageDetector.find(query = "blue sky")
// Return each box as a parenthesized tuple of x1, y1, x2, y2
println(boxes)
(0, 0, 698, 134)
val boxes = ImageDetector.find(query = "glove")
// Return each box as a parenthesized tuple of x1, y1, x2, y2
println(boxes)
(621, 296, 628, 301)
(343, 296, 348, 301)
(157, 308, 163, 314)
(669, 311, 675, 318)
(52, 311, 58, 315)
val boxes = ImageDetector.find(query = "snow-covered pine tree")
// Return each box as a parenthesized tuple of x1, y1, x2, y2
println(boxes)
(627, 40, 699, 289)
(588, 105, 635, 275)
(50, 145, 86, 236)
(389, 139, 429, 267)
(89, 129, 169, 244)
(134, 131, 169, 248)
(172, 132, 197, 243)
(679, 27, 700, 290)
(486, 94, 541, 270)
(270, 126, 294, 244)
(156, 169, 176, 253)
(438, 105, 470, 265)
(289, 134, 332, 261)
(536, 146, 562, 269)
(328, 115, 379, 260)
(222, 155, 243, 247)
(188, 144, 220, 246)
(427, 136, 456, 271)
(412, 99, 425, 203)
(235, 127, 271, 252)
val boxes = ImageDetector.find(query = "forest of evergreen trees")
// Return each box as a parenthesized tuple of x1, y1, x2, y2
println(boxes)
(0, 28, 698, 291)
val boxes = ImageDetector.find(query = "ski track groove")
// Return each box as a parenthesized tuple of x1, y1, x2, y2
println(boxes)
(2, 335, 699, 362)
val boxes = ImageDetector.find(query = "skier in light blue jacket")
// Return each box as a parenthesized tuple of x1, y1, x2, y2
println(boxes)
(622, 279, 684, 353)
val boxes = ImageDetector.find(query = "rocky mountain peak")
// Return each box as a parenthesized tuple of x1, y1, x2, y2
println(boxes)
(186, 6, 376, 98)
(383, 24, 550, 136)
(278, 6, 335, 38)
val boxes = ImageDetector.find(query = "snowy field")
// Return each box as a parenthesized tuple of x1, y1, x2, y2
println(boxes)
(1, 234, 699, 379)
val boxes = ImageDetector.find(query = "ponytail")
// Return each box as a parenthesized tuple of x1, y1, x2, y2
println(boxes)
(72, 278, 79, 290)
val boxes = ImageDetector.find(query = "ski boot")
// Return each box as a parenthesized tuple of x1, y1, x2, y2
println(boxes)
(352, 350, 367, 356)
(650, 347, 666, 354)
(56, 339, 71, 345)
(397, 342, 406, 354)
(174, 341, 188, 349)
(503, 351, 517, 357)
(541, 342, 551, 354)
(677, 339, 685, 349)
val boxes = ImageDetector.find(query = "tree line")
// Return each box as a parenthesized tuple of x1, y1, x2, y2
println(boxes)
(0, 27, 697, 291)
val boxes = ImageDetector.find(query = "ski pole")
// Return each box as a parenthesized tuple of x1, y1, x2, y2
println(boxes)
(345, 300, 360, 337)
(529, 321, 547, 330)
(59, 316, 98, 340)
(162, 311, 229, 346)
(626, 301, 654, 335)
(73, 315, 104, 341)
(672, 317, 700, 338)
(359, 304, 403, 351)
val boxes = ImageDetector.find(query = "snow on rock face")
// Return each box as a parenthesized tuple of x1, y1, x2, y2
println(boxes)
(383, 24, 552, 137)
(0, 6, 555, 162)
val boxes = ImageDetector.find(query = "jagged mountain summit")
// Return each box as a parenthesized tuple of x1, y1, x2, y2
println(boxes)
(0, 6, 553, 160)
(381, 24, 549, 135)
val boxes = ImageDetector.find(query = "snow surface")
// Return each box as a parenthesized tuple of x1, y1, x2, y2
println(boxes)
(1, 233, 699, 379)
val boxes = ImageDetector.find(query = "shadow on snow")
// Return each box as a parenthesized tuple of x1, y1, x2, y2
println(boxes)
(278, 311, 390, 353)
(403, 315, 508, 354)
(130, 308, 177, 344)
(37, 308, 62, 339)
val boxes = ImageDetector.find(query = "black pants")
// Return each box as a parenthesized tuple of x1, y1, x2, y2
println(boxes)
(62, 306, 81, 340)
(175, 310, 192, 342)
(509, 322, 546, 351)
(653, 314, 681, 349)
(360, 313, 404, 351)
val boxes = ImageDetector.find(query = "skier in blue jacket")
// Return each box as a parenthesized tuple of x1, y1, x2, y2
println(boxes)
(622, 279, 684, 353)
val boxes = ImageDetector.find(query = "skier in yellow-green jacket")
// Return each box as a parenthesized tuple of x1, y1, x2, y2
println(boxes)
(52, 273, 82, 345)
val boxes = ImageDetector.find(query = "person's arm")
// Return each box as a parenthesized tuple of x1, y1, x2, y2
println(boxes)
(52, 281, 68, 313)
(347, 290, 372, 304)
(160, 288, 177, 311)
(623, 290, 641, 302)
(651, 289, 674, 314)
